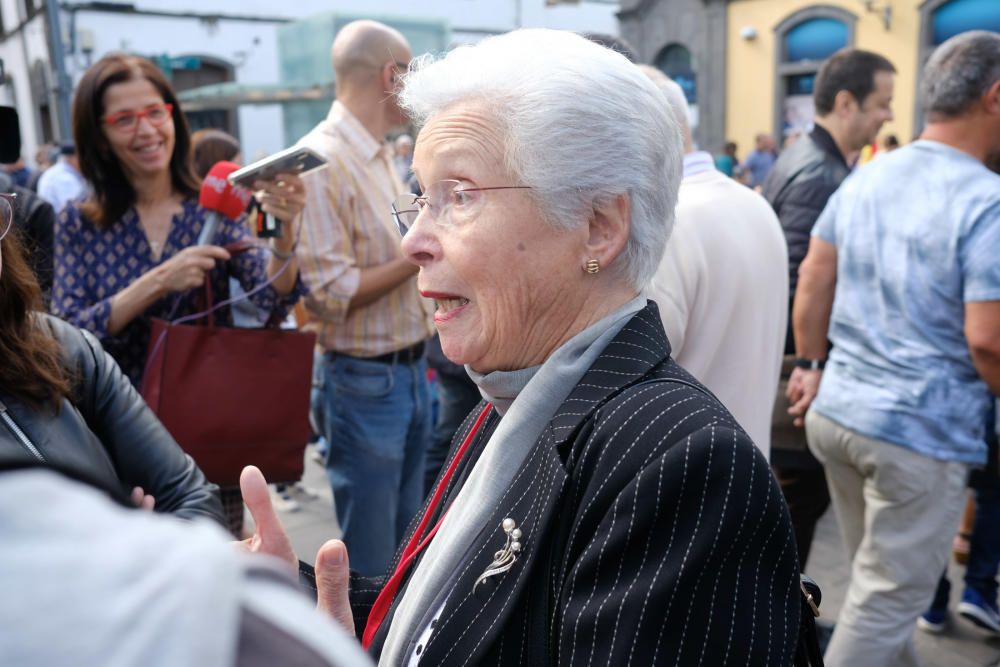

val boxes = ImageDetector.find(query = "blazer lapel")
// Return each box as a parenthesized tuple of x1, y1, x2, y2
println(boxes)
(416, 424, 570, 665)
(392, 302, 672, 665)
(548, 301, 672, 454)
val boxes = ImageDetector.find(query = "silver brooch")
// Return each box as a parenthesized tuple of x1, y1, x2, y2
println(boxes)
(473, 518, 523, 594)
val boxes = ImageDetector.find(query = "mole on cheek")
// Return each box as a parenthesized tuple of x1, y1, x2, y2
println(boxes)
(517, 243, 526, 251)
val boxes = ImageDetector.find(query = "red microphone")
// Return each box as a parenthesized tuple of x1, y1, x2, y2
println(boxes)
(198, 161, 253, 245)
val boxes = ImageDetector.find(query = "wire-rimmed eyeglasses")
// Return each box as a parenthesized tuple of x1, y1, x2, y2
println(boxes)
(0, 193, 15, 242)
(391, 180, 532, 237)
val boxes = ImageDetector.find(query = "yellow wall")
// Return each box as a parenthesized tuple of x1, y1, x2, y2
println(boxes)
(725, 0, 924, 156)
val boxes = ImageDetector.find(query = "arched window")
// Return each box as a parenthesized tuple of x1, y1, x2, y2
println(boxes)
(654, 43, 698, 132)
(932, 0, 1000, 45)
(30, 60, 55, 144)
(785, 18, 850, 62)
(916, 0, 1000, 130)
(169, 56, 237, 136)
(773, 7, 856, 142)
(655, 43, 696, 104)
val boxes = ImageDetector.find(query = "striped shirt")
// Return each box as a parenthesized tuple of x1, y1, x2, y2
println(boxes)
(296, 101, 434, 356)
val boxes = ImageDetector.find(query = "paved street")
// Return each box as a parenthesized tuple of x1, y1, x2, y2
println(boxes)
(807, 506, 1000, 666)
(264, 450, 1000, 666)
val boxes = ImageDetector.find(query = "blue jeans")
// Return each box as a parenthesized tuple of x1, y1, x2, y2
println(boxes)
(930, 485, 1000, 608)
(929, 416, 1000, 609)
(320, 353, 431, 577)
(966, 486, 1000, 601)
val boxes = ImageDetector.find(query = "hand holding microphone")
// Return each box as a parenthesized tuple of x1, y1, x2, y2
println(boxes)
(199, 160, 302, 266)
(149, 161, 246, 296)
(198, 161, 253, 246)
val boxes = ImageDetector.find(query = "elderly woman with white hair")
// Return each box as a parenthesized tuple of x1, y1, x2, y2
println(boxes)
(242, 29, 800, 665)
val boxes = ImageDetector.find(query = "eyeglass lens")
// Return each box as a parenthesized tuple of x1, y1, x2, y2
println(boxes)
(107, 104, 172, 131)
(391, 193, 421, 236)
(0, 195, 13, 242)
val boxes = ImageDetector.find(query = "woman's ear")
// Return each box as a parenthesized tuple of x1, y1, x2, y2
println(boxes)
(584, 193, 630, 271)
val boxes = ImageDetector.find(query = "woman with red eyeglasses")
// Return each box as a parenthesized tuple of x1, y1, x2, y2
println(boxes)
(50, 55, 307, 531)
(52, 54, 305, 391)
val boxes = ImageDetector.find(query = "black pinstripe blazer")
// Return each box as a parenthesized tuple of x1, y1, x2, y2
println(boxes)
(351, 301, 801, 665)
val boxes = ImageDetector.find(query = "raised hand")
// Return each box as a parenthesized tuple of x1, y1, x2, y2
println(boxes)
(315, 539, 355, 636)
(236, 465, 297, 570)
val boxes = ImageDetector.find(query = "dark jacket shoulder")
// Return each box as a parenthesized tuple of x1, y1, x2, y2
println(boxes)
(762, 133, 850, 295)
(551, 360, 799, 665)
(0, 314, 224, 522)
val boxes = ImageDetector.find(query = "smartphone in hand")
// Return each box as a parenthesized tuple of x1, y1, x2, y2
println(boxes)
(228, 146, 327, 189)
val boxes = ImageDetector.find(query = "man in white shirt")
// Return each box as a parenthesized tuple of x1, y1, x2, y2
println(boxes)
(37, 142, 87, 214)
(642, 66, 788, 458)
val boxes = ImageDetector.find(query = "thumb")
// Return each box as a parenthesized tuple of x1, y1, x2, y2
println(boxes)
(315, 539, 355, 636)
(240, 465, 296, 568)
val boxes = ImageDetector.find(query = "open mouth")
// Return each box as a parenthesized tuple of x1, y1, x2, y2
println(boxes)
(132, 142, 164, 155)
(435, 297, 470, 311)
(421, 291, 471, 320)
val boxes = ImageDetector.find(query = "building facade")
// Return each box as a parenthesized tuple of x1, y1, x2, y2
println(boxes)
(0, 0, 620, 166)
(622, 0, 1000, 156)
(619, 0, 728, 154)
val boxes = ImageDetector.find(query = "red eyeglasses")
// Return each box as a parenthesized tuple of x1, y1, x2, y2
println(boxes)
(103, 103, 174, 133)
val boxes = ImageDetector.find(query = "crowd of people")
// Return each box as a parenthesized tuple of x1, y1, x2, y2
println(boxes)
(0, 17, 997, 667)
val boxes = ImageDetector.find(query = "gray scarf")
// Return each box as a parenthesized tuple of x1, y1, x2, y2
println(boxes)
(466, 365, 540, 416)
(379, 296, 645, 665)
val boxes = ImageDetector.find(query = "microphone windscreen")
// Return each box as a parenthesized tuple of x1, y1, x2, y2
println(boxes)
(199, 161, 253, 220)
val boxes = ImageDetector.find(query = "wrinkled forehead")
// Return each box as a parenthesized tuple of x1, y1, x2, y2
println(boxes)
(413, 102, 510, 183)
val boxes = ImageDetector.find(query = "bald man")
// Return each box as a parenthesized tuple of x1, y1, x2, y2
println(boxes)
(641, 65, 788, 461)
(295, 20, 435, 577)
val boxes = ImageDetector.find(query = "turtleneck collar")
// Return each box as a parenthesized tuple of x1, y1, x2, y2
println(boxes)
(465, 364, 541, 416)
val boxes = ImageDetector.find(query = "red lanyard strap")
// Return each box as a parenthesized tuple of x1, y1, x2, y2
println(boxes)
(361, 403, 493, 649)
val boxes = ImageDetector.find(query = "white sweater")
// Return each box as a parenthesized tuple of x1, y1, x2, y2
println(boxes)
(649, 154, 788, 458)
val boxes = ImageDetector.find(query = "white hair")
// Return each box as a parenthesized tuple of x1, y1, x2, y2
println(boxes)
(637, 65, 691, 144)
(399, 29, 682, 291)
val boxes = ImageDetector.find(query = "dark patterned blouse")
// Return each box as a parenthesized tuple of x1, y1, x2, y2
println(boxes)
(52, 199, 304, 387)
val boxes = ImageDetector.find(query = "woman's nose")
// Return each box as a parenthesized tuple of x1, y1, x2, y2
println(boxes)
(133, 115, 158, 137)
(400, 208, 440, 267)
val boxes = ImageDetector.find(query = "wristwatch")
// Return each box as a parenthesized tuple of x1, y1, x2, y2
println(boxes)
(793, 357, 826, 371)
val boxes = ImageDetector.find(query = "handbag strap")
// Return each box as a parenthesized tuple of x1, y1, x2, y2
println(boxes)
(202, 281, 216, 329)
(168, 239, 293, 328)
(795, 575, 825, 666)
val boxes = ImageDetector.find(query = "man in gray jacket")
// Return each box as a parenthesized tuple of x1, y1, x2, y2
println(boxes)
(762, 47, 895, 569)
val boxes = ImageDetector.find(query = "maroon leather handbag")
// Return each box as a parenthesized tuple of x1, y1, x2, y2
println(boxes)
(141, 283, 316, 486)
